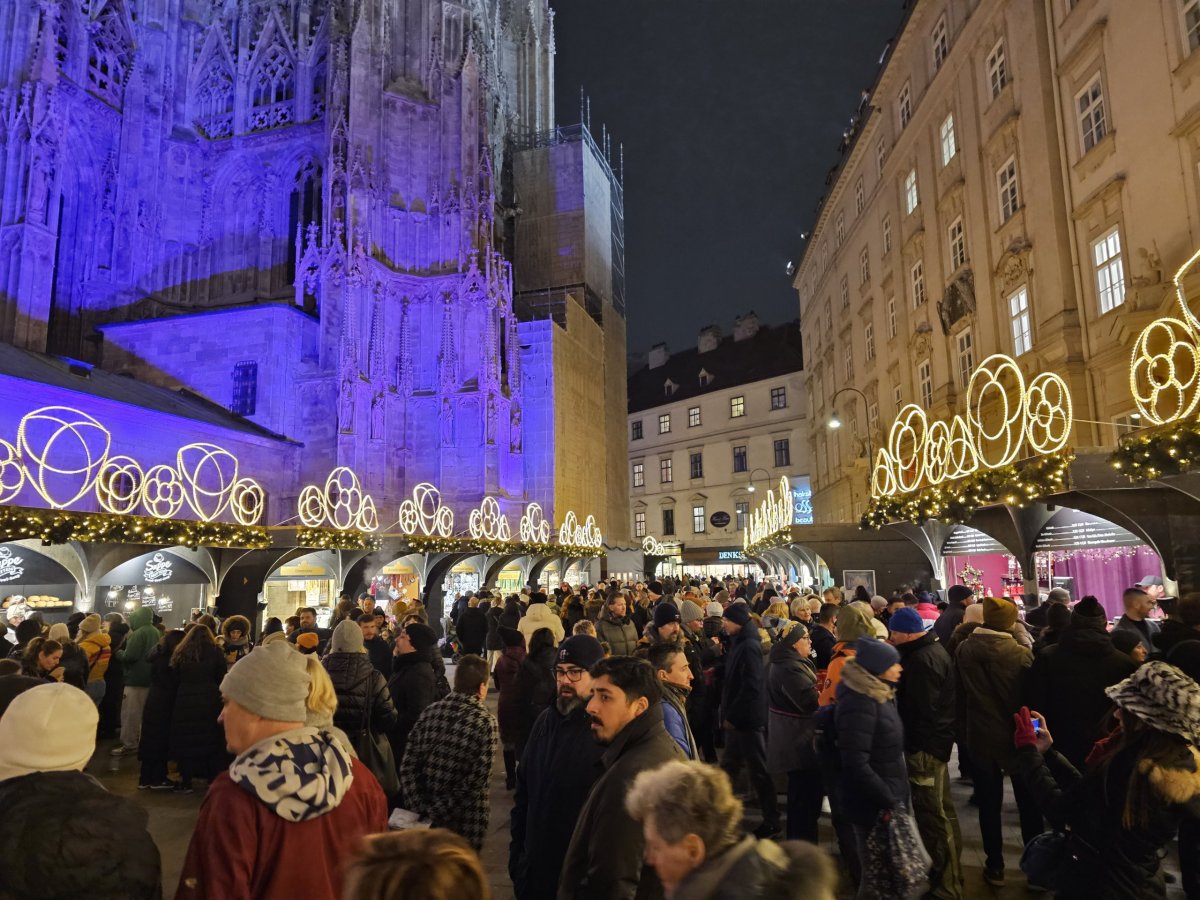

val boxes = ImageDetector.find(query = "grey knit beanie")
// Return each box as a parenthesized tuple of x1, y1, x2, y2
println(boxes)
(330, 618, 364, 653)
(220, 640, 310, 722)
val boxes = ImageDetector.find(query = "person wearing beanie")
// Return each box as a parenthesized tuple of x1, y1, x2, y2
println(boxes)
(720, 596, 780, 838)
(75, 613, 111, 706)
(295, 631, 320, 654)
(833, 636, 911, 890)
(386, 623, 441, 764)
(1025, 586, 1072, 635)
(890, 605, 962, 898)
(492, 625, 527, 790)
(0, 683, 162, 898)
(933, 584, 975, 644)
(595, 592, 638, 658)
(177, 642, 387, 900)
(518, 591, 564, 647)
(1033, 602, 1073, 655)
(944, 601, 986, 657)
(957, 598, 1042, 886)
(110, 606, 160, 758)
(817, 602, 876, 706)
(766, 620, 823, 843)
(1110, 628, 1147, 663)
(7, 617, 42, 659)
(1025, 595, 1138, 771)
(321, 620, 397, 792)
(1012, 661, 1200, 899)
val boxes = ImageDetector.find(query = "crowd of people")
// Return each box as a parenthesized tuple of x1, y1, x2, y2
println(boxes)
(0, 574, 1198, 899)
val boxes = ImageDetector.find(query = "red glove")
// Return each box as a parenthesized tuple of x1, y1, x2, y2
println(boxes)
(1013, 706, 1038, 750)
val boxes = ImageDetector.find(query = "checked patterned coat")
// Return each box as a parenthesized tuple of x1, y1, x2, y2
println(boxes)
(400, 690, 499, 849)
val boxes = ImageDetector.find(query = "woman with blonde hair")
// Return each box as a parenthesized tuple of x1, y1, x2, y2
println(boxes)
(341, 828, 490, 900)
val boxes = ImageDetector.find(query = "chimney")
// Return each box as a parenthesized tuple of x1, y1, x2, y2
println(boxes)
(648, 342, 670, 369)
(697, 325, 722, 354)
(733, 312, 760, 342)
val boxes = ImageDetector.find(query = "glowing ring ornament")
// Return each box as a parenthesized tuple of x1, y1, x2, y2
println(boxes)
(142, 465, 186, 518)
(95, 455, 145, 515)
(890, 405, 929, 494)
(1025, 372, 1074, 456)
(557, 511, 604, 550)
(17, 406, 111, 508)
(468, 496, 511, 541)
(176, 443, 240, 522)
(297, 467, 378, 531)
(398, 483, 453, 537)
(945, 415, 979, 482)
(1129, 317, 1200, 426)
(229, 478, 266, 526)
(923, 419, 951, 486)
(870, 448, 897, 498)
(967, 354, 1026, 469)
(642, 535, 668, 556)
(519, 503, 551, 543)
(0, 439, 27, 504)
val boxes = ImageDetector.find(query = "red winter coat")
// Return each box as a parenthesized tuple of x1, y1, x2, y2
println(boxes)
(176, 758, 387, 900)
(916, 602, 940, 621)
(493, 645, 527, 742)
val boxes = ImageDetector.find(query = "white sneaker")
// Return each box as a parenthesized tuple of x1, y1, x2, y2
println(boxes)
(109, 744, 133, 756)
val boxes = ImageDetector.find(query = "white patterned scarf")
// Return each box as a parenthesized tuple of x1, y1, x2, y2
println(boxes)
(229, 726, 355, 822)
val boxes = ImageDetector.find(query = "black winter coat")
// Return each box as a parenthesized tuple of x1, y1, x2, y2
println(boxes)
(0, 771, 161, 899)
(1152, 619, 1200, 658)
(510, 702, 606, 900)
(499, 601, 523, 630)
(721, 624, 767, 730)
(557, 704, 684, 900)
(387, 652, 436, 761)
(323, 652, 398, 744)
(514, 645, 557, 750)
(1014, 742, 1200, 899)
(485, 605, 504, 651)
(895, 632, 956, 761)
(363, 635, 392, 676)
(834, 660, 909, 826)
(138, 643, 177, 765)
(58, 641, 89, 690)
(456, 607, 489, 656)
(810, 623, 837, 671)
(766, 641, 819, 773)
(1025, 625, 1136, 768)
(169, 646, 229, 776)
(932, 601, 967, 646)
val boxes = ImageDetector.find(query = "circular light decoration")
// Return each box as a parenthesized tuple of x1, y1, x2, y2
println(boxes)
(0, 439, 26, 504)
(743, 476, 794, 548)
(1025, 372, 1074, 455)
(142, 464, 185, 519)
(870, 448, 897, 498)
(1129, 317, 1200, 426)
(967, 354, 1026, 469)
(468, 496, 511, 541)
(642, 535, 668, 556)
(229, 478, 266, 526)
(519, 503, 551, 544)
(890, 405, 929, 494)
(296, 467, 378, 532)
(923, 419, 951, 487)
(17, 406, 111, 509)
(945, 414, 979, 482)
(95, 455, 145, 515)
(176, 443, 240, 522)
(398, 482, 453, 537)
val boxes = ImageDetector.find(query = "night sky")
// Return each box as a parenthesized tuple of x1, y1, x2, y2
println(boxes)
(551, 1, 906, 354)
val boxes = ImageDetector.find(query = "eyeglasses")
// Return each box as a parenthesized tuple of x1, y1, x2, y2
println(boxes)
(555, 667, 587, 682)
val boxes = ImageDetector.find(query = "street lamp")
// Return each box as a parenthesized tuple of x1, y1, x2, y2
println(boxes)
(828, 414, 842, 429)
(745, 467, 772, 493)
(827, 387, 873, 463)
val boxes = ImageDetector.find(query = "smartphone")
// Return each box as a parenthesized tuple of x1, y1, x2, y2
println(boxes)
(1032, 717, 1041, 735)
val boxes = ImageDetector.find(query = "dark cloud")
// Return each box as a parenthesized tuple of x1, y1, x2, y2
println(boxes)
(552, 1, 905, 352)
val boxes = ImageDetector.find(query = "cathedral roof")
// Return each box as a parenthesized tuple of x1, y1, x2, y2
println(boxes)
(0, 343, 296, 444)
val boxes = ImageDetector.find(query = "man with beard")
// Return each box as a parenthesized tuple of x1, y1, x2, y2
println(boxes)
(510, 635, 606, 900)
(557, 657, 683, 900)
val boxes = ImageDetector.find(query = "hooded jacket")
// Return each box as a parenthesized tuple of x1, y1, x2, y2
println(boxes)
(557, 703, 684, 900)
(955, 626, 1032, 768)
(1025, 624, 1136, 768)
(595, 607, 639, 658)
(219, 615, 252, 668)
(894, 631, 956, 761)
(766, 640, 819, 773)
(834, 659, 909, 825)
(77, 630, 111, 683)
(177, 727, 387, 900)
(115, 607, 159, 687)
(518, 602, 565, 646)
(817, 605, 875, 706)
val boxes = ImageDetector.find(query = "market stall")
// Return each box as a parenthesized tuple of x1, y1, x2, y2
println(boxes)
(263, 553, 340, 629)
(0, 542, 80, 623)
(370, 558, 422, 608)
(443, 560, 480, 597)
(95, 550, 210, 630)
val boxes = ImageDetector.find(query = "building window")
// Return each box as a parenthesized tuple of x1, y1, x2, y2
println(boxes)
(855, 177, 865, 215)
(733, 445, 748, 472)
(877, 137, 888, 175)
(632, 462, 645, 488)
(887, 297, 897, 338)
(735, 501, 749, 532)
(1184, 0, 1200, 53)
(699, 371, 712, 387)
(948, 217, 967, 271)
(770, 387, 788, 410)
(688, 406, 701, 427)
(845, 353, 854, 382)
(1113, 413, 1142, 441)
(932, 14, 949, 70)
(904, 169, 919, 215)
(689, 452, 704, 479)
(631, 420, 643, 440)
(1009, 286, 1033, 356)
(898, 81, 913, 128)
(882, 214, 892, 254)
(956, 329, 974, 389)
(894, 384, 903, 410)
(835, 211, 845, 248)
(865, 322, 876, 361)
(662, 508, 675, 535)
(918, 360, 933, 408)
(634, 511, 646, 538)
(987, 39, 1008, 98)
(859, 247, 870, 285)
(939, 113, 957, 166)
(692, 506, 706, 534)
(911, 260, 927, 307)
(997, 157, 1020, 222)
(231, 361, 258, 416)
(1093, 228, 1127, 313)
(840, 276, 850, 309)
(658, 413, 671, 434)
(868, 401, 879, 434)
(730, 395, 745, 417)
(660, 458, 673, 483)
(774, 438, 791, 468)
(1077, 75, 1107, 153)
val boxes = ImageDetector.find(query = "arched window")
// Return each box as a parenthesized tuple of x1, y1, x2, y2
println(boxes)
(86, 3, 133, 109)
(287, 162, 322, 284)
(194, 57, 235, 138)
(249, 43, 295, 130)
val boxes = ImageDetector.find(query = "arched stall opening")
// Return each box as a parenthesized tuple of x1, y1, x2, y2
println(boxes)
(95, 548, 214, 630)
(368, 554, 424, 609)
(0, 541, 84, 623)
(262, 551, 342, 630)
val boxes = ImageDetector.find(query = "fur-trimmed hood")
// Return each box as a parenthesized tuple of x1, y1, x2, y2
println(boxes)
(1143, 744, 1200, 806)
(839, 658, 895, 703)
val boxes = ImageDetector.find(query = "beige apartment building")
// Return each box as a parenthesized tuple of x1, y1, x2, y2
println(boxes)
(797, 0, 1200, 524)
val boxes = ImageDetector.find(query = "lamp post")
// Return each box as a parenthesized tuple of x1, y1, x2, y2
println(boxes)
(745, 467, 773, 494)
(827, 387, 874, 465)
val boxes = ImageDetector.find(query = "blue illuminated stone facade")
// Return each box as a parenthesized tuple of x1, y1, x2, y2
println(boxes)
(0, 0, 559, 525)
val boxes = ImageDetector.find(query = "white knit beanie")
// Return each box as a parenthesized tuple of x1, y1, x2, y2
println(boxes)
(0, 683, 98, 782)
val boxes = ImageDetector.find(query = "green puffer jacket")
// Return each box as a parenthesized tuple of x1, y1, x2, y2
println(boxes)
(115, 607, 159, 688)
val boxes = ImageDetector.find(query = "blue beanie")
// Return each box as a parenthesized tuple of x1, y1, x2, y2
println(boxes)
(854, 637, 900, 676)
(888, 607, 926, 635)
